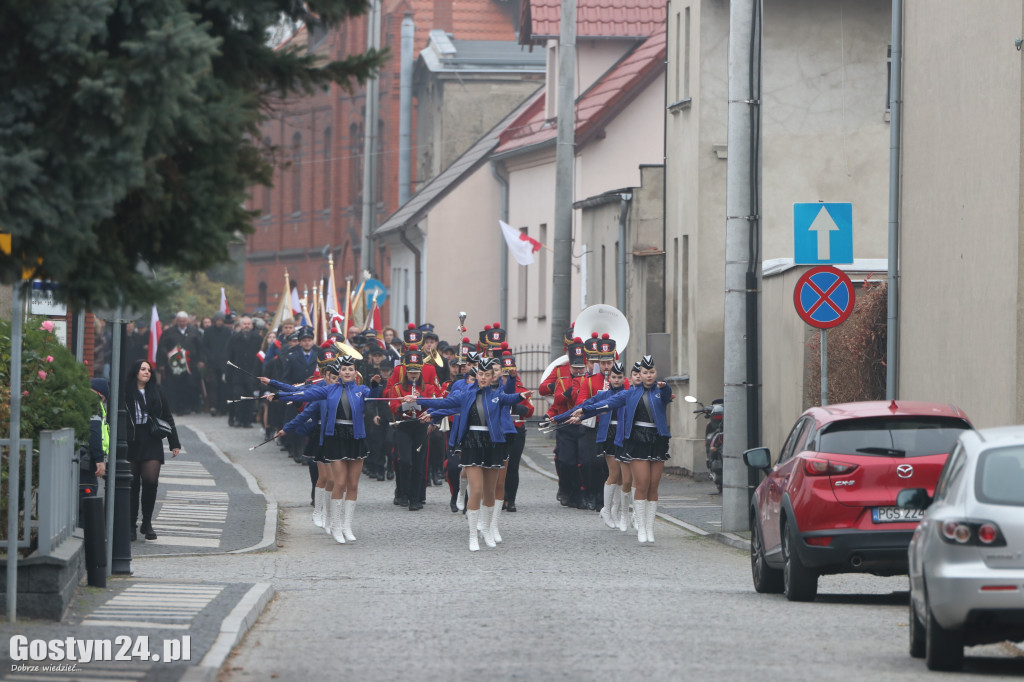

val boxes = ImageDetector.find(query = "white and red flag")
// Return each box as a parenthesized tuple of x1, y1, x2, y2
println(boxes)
(290, 286, 302, 318)
(148, 305, 162, 365)
(219, 287, 230, 316)
(499, 220, 543, 266)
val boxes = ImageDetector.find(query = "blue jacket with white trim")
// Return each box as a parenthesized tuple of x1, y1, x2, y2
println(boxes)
(274, 380, 371, 443)
(553, 384, 672, 447)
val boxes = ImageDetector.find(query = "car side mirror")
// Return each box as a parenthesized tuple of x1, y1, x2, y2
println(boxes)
(896, 487, 932, 510)
(743, 447, 771, 471)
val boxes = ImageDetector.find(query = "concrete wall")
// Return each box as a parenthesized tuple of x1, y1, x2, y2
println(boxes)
(416, 76, 542, 185)
(421, 164, 504, 329)
(663, 0, 892, 473)
(898, 1, 1023, 428)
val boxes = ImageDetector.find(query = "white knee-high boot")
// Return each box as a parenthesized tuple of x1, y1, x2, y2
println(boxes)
(617, 489, 630, 531)
(330, 499, 346, 544)
(323, 492, 334, 534)
(313, 488, 325, 528)
(608, 484, 620, 521)
(645, 500, 657, 544)
(634, 500, 648, 543)
(490, 502, 503, 544)
(466, 509, 480, 552)
(342, 500, 357, 542)
(480, 505, 496, 548)
(456, 476, 467, 511)
(600, 484, 616, 528)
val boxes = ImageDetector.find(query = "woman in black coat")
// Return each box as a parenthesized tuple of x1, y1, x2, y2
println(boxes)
(123, 359, 181, 540)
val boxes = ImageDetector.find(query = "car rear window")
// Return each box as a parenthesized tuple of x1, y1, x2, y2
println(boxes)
(817, 417, 971, 458)
(976, 446, 1024, 507)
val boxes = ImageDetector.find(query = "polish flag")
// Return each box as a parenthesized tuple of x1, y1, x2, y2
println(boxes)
(369, 297, 382, 333)
(219, 287, 230, 316)
(290, 286, 302, 318)
(148, 305, 162, 365)
(500, 220, 543, 266)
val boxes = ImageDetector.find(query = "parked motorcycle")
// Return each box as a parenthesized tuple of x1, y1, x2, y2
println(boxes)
(685, 395, 724, 493)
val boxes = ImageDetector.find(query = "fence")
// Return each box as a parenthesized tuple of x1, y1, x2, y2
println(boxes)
(2, 428, 78, 558)
(512, 344, 557, 419)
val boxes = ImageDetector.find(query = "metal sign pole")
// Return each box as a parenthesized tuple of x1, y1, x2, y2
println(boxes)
(6, 282, 24, 622)
(820, 328, 828, 406)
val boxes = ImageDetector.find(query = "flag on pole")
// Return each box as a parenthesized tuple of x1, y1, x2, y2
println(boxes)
(148, 305, 162, 365)
(326, 256, 340, 318)
(271, 274, 292, 331)
(368, 293, 382, 333)
(290, 286, 302, 319)
(500, 220, 543, 266)
(219, 287, 230, 316)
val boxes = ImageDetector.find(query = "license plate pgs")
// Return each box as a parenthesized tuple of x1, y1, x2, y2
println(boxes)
(872, 506, 924, 523)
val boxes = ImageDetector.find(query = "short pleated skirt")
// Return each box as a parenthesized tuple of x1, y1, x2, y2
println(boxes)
(459, 430, 508, 469)
(320, 425, 367, 462)
(619, 426, 670, 462)
(303, 434, 325, 463)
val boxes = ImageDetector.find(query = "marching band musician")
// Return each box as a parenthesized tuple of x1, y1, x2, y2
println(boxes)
(411, 357, 533, 552)
(499, 350, 533, 514)
(262, 355, 373, 545)
(387, 349, 439, 511)
(572, 333, 610, 511)
(556, 355, 674, 544)
(548, 338, 590, 508)
(538, 325, 576, 504)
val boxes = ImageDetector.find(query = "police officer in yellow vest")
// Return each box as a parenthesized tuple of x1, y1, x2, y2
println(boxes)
(83, 379, 111, 503)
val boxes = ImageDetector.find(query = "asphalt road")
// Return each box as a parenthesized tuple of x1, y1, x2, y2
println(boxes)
(128, 415, 1022, 681)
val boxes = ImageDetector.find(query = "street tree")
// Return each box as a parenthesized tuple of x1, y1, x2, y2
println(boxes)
(0, 0, 385, 308)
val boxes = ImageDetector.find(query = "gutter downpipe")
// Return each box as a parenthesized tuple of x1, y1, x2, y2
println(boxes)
(493, 162, 510, 326)
(885, 0, 903, 400)
(617, 194, 631, 312)
(399, 226, 422, 323)
(399, 15, 414, 206)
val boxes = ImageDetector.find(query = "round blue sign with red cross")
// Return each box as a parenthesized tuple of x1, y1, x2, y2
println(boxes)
(793, 265, 855, 329)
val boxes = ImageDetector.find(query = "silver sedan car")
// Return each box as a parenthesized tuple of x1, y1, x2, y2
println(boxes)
(898, 427, 1024, 671)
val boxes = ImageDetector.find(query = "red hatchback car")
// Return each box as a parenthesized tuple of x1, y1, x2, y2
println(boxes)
(743, 401, 972, 602)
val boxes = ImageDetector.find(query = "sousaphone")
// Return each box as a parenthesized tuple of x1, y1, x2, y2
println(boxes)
(539, 304, 630, 384)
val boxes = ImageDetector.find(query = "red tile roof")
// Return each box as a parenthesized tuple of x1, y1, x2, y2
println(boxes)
(520, 0, 666, 45)
(494, 28, 665, 155)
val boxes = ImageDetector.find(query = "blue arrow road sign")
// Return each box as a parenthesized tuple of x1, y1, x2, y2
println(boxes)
(794, 203, 853, 265)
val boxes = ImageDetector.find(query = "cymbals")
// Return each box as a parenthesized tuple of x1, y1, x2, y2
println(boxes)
(333, 341, 363, 361)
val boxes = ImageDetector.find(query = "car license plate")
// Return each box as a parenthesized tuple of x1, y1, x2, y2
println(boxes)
(872, 506, 924, 523)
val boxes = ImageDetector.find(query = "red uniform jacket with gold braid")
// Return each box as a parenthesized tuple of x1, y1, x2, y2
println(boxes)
(509, 374, 535, 428)
(571, 372, 606, 408)
(384, 363, 439, 395)
(386, 378, 439, 420)
(539, 364, 574, 419)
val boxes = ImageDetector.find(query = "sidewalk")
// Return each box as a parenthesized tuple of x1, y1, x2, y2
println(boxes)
(519, 427, 751, 551)
(0, 416, 276, 682)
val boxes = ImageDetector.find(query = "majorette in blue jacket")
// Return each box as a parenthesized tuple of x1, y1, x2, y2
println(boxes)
(284, 402, 320, 437)
(552, 384, 673, 447)
(571, 384, 630, 444)
(429, 375, 519, 446)
(270, 379, 371, 443)
(417, 380, 526, 445)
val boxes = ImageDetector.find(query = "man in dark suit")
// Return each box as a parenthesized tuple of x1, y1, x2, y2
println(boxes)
(158, 311, 203, 414)
(279, 326, 318, 461)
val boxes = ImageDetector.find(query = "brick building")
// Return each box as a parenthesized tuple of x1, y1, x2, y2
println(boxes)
(243, 0, 520, 323)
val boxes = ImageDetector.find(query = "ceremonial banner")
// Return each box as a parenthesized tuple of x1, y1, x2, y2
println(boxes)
(148, 305, 161, 365)
(500, 220, 542, 266)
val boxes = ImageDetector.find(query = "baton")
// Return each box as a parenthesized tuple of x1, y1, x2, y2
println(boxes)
(248, 436, 279, 451)
(226, 395, 270, 404)
(226, 361, 261, 381)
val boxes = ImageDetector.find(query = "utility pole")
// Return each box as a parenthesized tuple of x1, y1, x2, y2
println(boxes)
(360, 0, 382, 274)
(549, 0, 576, 359)
(886, 0, 903, 400)
(722, 0, 762, 532)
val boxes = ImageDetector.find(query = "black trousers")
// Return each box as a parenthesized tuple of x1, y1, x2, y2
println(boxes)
(555, 424, 597, 505)
(393, 422, 427, 504)
(504, 427, 526, 503)
(445, 449, 461, 500)
(365, 420, 388, 476)
(426, 428, 447, 481)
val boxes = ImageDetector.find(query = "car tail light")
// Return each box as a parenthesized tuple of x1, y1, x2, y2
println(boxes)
(805, 536, 833, 546)
(803, 458, 859, 476)
(939, 519, 1006, 547)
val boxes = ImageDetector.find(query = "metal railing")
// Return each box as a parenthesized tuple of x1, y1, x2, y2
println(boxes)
(36, 429, 78, 556)
(1, 438, 34, 551)
(1, 429, 78, 558)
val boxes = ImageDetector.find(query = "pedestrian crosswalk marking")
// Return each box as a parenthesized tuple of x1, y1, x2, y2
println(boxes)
(150, 487, 228, 548)
(159, 459, 215, 487)
(82, 583, 223, 629)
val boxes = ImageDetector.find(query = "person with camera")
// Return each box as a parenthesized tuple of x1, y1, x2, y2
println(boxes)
(123, 359, 181, 541)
